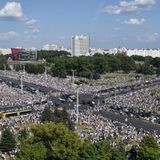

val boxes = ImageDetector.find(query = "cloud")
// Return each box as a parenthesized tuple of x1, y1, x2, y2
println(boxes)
(26, 18, 40, 33)
(135, 0, 156, 6)
(32, 28, 40, 33)
(137, 32, 160, 42)
(26, 19, 37, 25)
(26, 35, 38, 39)
(0, 2, 40, 34)
(0, 31, 18, 41)
(0, 2, 23, 20)
(103, 0, 156, 14)
(124, 18, 145, 25)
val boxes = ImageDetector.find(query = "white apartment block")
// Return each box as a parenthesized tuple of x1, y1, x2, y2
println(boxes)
(90, 48, 110, 55)
(127, 49, 160, 58)
(0, 48, 11, 55)
(42, 44, 71, 53)
(42, 44, 59, 51)
(71, 35, 90, 56)
(102, 47, 160, 58)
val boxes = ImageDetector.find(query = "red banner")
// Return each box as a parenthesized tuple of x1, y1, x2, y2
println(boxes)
(11, 48, 24, 60)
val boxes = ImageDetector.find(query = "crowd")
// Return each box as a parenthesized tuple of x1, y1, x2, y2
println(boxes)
(0, 82, 48, 112)
(1, 70, 156, 94)
(69, 109, 160, 146)
(0, 102, 47, 136)
(0, 69, 160, 147)
(0, 112, 41, 134)
(101, 85, 160, 123)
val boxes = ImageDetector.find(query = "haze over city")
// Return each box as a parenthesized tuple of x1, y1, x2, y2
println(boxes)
(0, 0, 160, 49)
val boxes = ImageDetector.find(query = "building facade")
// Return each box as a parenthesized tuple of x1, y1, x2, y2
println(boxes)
(71, 35, 89, 56)
(11, 48, 37, 61)
(0, 48, 11, 55)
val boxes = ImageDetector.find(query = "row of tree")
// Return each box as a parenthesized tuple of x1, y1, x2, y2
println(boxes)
(1, 51, 160, 78)
(0, 107, 160, 159)
(0, 123, 159, 160)
(50, 54, 136, 78)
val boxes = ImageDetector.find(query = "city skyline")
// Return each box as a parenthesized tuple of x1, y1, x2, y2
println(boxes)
(0, 0, 160, 49)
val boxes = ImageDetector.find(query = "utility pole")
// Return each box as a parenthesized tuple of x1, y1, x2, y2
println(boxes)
(71, 69, 76, 85)
(44, 66, 47, 81)
(22, 64, 25, 78)
(76, 88, 79, 124)
(115, 87, 116, 103)
(4, 64, 6, 77)
(20, 73, 23, 94)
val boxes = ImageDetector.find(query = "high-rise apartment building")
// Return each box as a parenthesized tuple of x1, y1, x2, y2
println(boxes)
(71, 35, 89, 56)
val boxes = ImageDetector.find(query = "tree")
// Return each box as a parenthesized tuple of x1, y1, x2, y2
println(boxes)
(0, 127, 16, 153)
(37, 50, 70, 62)
(156, 68, 160, 76)
(79, 140, 113, 160)
(16, 143, 47, 160)
(78, 140, 97, 160)
(118, 56, 135, 73)
(15, 64, 22, 72)
(41, 107, 74, 130)
(137, 135, 160, 160)
(131, 55, 145, 62)
(18, 128, 28, 140)
(107, 55, 120, 72)
(140, 58, 155, 75)
(52, 108, 75, 131)
(151, 57, 160, 68)
(51, 60, 67, 78)
(93, 57, 108, 74)
(41, 107, 54, 122)
(16, 123, 81, 160)
(111, 145, 127, 160)
(25, 64, 45, 74)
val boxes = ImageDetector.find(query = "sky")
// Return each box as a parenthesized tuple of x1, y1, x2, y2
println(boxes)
(0, 0, 159, 49)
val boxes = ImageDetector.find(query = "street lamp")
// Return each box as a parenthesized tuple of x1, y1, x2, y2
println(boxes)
(76, 87, 79, 124)
(3, 64, 6, 77)
(71, 69, 76, 85)
(115, 86, 117, 103)
(20, 73, 23, 94)
(22, 64, 25, 78)
(44, 65, 47, 81)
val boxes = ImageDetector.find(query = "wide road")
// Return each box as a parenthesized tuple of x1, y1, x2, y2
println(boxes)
(1, 74, 160, 135)
(0, 75, 59, 94)
(98, 111, 160, 134)
(1, 75, 160, 96)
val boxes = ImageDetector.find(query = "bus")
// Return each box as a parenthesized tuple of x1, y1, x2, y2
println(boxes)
(0, 109, 32, 119)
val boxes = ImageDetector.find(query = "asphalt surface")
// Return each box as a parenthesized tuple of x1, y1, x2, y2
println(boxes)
(0, 75, 59, 94)
(98, 111, 160, 134)
(0, 75, 160, 134)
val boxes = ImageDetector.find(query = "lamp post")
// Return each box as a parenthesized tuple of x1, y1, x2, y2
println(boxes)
(76, 88, 79, 124)
(115, 87, 117, 103)
(3, 64, 6, 77)
(22, 64, 25, 78)
(44, 66, 47, 81)
(71, 69, 76, 85)
(20, 73, 23, 94)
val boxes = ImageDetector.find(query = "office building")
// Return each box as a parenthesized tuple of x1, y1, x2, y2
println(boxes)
(71, 35, 89, 56)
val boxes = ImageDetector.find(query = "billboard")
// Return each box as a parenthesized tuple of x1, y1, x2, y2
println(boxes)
(11, 48, 25, 60)
(11, 48, 37, 61)
(19, 50, 37, 61)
